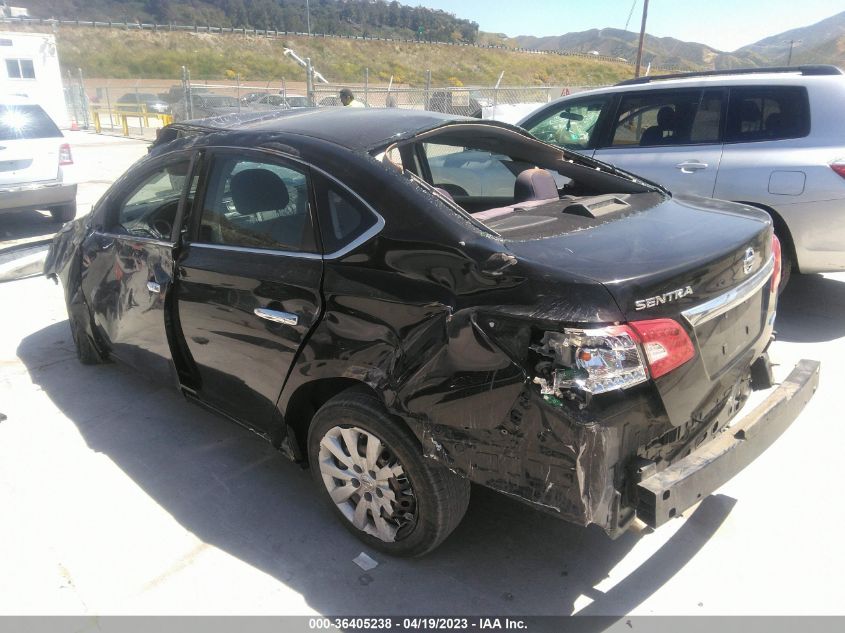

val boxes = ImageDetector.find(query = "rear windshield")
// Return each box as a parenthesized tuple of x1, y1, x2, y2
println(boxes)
(0, 104, 62, 140)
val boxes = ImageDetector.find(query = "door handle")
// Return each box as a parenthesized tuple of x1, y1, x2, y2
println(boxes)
(146, 281, 161, 293)
(254, 308, 299, 326)
(676, 160, 708, 173)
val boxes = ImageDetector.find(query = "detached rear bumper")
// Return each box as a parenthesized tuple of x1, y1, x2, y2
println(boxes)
(637, 359, 820, 528)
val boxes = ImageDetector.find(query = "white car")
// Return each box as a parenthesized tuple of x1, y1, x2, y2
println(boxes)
(0, 96, 76, 222)
(519, 65, 845, 288)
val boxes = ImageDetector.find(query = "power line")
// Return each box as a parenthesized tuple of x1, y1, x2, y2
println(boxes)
(624, 0, 637, 31)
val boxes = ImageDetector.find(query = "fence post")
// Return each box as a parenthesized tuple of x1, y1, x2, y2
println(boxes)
(77, 67, 89, 129)
(105, 84, 113, 129)
(281, 77, 287, 100)
(305, 57, 315, 106)
(425, 69, 431, 111)
(364, 68, 369, 106)
(236, 72, 241, 111)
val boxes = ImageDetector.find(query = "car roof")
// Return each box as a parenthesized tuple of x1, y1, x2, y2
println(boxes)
(169, 107, 478, 151)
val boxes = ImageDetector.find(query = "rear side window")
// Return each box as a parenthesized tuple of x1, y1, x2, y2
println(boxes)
(0, 104, 61, 140)
(315, 175, 378, 254)
(725, 86, 810, 142)
(610, 89, 724, 147)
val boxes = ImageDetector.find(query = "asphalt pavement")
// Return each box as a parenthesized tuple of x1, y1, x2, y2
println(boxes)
(0, 132, 843, 616)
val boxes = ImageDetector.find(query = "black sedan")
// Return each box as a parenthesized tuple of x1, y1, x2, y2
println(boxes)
(45, 109, 815, 556)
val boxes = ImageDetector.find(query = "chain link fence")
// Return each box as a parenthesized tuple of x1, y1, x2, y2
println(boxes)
(78, 66, 605, 138)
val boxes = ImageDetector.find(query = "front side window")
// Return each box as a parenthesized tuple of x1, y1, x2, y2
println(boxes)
(725, 86, 810, 142)
(198, 155, 315, 252)
(111, 159, 191, 239)
(610, 89, 723, 147)
(5, 58, 35, 79)
(525, 97, 609, 150)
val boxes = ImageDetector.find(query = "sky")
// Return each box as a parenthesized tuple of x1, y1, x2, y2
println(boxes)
(413, 0, 844, 52)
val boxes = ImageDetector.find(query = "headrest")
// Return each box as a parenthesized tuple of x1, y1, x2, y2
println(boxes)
(230, 169, 289, 214)
(656, 106, 675, 128)
(514, 168, 559, 203)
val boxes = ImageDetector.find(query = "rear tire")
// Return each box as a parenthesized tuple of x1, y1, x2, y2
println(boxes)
(50, 202, 77, 223)
(307, 389, 470, 557)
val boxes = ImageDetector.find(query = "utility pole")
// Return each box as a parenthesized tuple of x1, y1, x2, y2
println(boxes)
(787, 39, 795, 65)
(634, 0, 649, 78)
(306, 0, 311, 36)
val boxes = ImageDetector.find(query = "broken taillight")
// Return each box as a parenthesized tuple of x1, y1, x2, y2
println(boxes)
(628, 318, 695, 379)
(59, 143, 73, 165)
(534, 319, 695, 399)
(830, 163, 845, 179)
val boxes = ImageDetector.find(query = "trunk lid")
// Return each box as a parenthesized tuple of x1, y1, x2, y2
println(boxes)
(497, 193, 773, 319)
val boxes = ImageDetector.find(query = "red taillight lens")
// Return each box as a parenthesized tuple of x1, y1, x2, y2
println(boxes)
(771, 234, 782, 293)
(629, 318, 695, 379)
(831, 163, 845, 179)
(59, 143, 73, 165)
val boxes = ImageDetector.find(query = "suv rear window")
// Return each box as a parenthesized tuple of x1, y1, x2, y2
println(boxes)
(0, 104, 62, 140)
(725, 86, 810, 143)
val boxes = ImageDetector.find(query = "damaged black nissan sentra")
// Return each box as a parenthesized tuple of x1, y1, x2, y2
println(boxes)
(45, 108, 819, 556)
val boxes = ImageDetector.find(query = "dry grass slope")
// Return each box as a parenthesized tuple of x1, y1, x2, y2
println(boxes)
(13, 25, 636, 86)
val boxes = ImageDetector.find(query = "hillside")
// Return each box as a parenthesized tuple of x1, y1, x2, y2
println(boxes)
(727, 10, 845, 67)
(20, 24, 635, 86)
(514, 11, 845, 70)
(515, 28, 737, 70)
(13, 0, 480, 43)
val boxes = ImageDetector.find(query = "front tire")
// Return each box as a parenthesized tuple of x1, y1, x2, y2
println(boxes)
(50, 202, 77, 223)
(307, 389, 470, 557)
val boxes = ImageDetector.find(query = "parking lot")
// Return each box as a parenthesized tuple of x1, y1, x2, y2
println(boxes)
(0, 132, 843, 617)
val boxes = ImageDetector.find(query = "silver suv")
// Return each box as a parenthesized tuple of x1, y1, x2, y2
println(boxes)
(519, 65, 845, 288)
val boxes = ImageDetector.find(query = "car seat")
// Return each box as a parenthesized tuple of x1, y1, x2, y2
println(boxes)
(639, 106, 676, 146)
(514, 168, 559, 203)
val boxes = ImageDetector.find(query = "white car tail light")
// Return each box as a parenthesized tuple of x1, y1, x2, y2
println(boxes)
(59, 143, 73, 165)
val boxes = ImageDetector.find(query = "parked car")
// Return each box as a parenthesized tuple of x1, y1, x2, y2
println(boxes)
(248, 94, 292, 111)
(519, 65, 845, 290)
(45, 108, 818, 556)
(115, 92, 171, 114)
(0, 97, 76, 222)
(171, 94, 241, 121)
(239, 91, 268, 106)
(159, 85, 212, 105)
(429, 90, 484, 118)
(282, 94, 310, 108)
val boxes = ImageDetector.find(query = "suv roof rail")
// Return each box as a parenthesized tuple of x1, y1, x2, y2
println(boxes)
(614, 65, 844, 86)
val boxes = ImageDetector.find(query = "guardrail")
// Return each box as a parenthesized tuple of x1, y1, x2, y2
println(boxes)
(92, 107, 173, 136)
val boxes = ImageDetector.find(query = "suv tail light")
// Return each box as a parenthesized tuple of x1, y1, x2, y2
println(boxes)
(628, 318, 695, 379)
(771, 234, 782, 293)
(59, 143, 73, 165)
(830, 163, 845, 179)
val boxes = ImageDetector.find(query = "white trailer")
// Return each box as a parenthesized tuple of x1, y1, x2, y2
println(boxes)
(0, 31, 68, 127)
